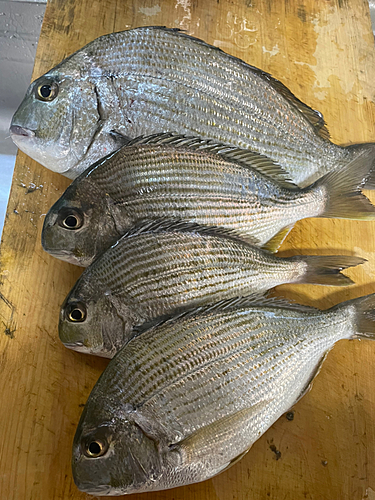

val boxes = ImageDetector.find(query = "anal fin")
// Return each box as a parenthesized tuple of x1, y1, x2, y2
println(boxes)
(261, 224, 294, 253)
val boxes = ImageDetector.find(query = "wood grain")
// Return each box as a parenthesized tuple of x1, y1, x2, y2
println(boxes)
(0, 0, 375, 499)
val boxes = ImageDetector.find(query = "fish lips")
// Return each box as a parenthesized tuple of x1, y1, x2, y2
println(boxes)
(73, 482, 113, 496)
(9, 125, 36, 140)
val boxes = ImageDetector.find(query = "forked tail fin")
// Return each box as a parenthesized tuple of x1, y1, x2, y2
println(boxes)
(292, 255, 366, 286)
(315, 149, 375, 219)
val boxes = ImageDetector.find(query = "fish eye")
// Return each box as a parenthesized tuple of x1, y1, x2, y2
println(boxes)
(36, 81, 59, 102)
(84, 439, 108, 458)
(58, 208, 84, 230)
(66, 302, 87, 322)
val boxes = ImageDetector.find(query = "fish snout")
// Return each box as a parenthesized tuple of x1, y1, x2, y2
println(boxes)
(9, 125, 36, 139)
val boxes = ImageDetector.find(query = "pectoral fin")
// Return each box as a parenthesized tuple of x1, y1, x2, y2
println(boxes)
(169, 400, 270, 469)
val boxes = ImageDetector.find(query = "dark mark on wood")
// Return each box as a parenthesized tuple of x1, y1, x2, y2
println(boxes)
(3, 321, 16, 339)
(0, 292, 13, 310)
(297, 5, 307, 22)
(268, 439, 281, 460)
(286, 411, 294, 421)
(321, 460, 328, 467)
(270, 443, 281, 460)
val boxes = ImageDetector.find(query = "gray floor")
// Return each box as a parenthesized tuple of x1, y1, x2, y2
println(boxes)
(0, 1, 374, 237)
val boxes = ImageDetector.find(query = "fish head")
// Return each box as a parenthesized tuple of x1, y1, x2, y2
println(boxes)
(10, 58, 101, 176)
(42, 177, 120, 267)
(59, 273, 134, 358)
(72, 385, 162, 495)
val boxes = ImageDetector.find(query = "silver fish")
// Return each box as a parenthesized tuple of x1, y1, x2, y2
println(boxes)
(42, 134, 375, 267)
(10, 26, 375, 184)
(59, 219, 364, 358)
(72, 293, 375, 495)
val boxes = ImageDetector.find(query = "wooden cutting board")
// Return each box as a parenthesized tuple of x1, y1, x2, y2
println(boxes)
(1, 0, 375, 499)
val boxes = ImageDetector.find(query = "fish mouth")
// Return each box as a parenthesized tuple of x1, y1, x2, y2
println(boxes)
(9, 125, 36, 139)
(74, 482, 113, 496)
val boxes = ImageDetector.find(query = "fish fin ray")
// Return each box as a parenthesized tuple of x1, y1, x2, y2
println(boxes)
(316, 149, 375, 220)
(143, 28, 331, 140)
(261, 224, 294, 253)
(294, 351, 330, 404)
(168, 402, 269, 466)
(260, 74, 330, 140)
(293, 255, 365, 286)
(131, 294, 317, 337)
(125, 132, 297, 188)
(118, 218, 260, 247)
(333, 293, 375, 339)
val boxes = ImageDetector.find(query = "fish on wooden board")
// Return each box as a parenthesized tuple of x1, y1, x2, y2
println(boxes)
(10, 26, 375, 184)
(72, 293, 375, 495)
(41, 134, 375, 267)
(59, 219, 365, 358)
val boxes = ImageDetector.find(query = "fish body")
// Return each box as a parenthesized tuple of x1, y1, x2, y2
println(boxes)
(72, 294, 375, 495)
(59, 220, 364, 357)
(10, 27, 374, 183)
(41, 135, 375, 267)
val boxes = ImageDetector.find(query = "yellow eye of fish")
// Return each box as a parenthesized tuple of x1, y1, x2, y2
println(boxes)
(66, 303, 87, 322)
(85, 439, 108, 458)
(36, 81, 59, 101)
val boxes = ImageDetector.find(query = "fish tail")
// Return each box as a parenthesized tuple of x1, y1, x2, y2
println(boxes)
(292, 255, 366, 286)
(345, 143, 375, 190)
(315, 149, 375, 219)
(338, 293, 375, 339)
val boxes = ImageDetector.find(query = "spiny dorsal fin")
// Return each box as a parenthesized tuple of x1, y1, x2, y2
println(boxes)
(131, 294, 318, 338)
(125, 132, 298, 189)
(114, 218, 260, 248)
(152, 27, 331, 141)
(110, 27, 330, 142)
(259, 73, 330, 140)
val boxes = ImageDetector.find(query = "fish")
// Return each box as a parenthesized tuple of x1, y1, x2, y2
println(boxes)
(10, 26, 375, 184)
(72, 293, 375, 495)
(41, 134, 375, 267)
(59, 219, 365, 358)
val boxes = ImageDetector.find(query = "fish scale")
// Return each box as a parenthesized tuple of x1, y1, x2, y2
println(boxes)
(12, 27, 373, 181)
(113, 307, 348, 431)
(42, 132, 375, 267)
(86, 144, 320, 240)
(72, 296, 373, 495)
(59, 222, 365, 358)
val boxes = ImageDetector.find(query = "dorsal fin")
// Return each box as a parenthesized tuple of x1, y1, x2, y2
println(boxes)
(114, 218, 260, 248)
(125, 133, 298, 189)
(259, 73, 330, 140)
(108, 27, 330, 142)
(153, 27, 331, 141)
(131, 294, 318, 338)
